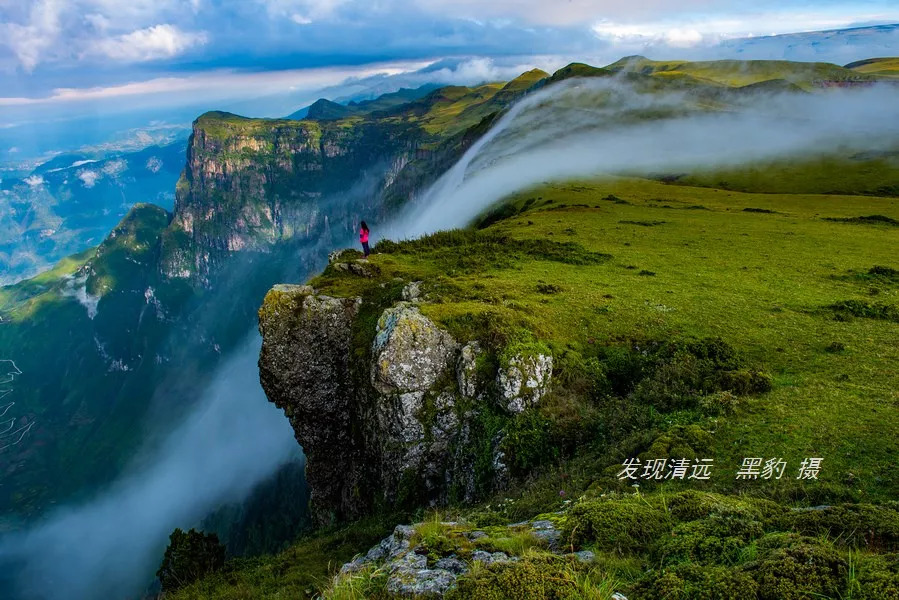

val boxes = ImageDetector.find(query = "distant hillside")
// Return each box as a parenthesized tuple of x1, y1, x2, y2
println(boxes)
(286, 83, 443, 120)
(846, 56, 899, 78)
(0, 140, 186, 285)
(606, 55, 880, 90)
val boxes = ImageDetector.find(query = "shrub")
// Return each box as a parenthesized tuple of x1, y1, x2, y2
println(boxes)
(640, 425, 713, 462)
(630, 352, 702, 411)
(698, 390, 739, 415)
(745, 535, 848, 600)
(830, 299, 899, 323)
(788, 504, 899, 550)
(157, 528, 226, 593)
(686, 338, 741, 371)
(637, 564, 758, 600)
(857, 553, 899, 600)
(716, 369, 773, 395)
(447, 554, 579, 600)
(666, 491, 787, 526)
(655, 514, 763, 565)
(868, 265, 899, 281)
(503, 410, 559, 474)
(563, 497, 668, 553)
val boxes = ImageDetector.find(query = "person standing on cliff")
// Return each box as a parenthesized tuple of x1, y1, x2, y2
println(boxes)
(360, 221, 371, 258)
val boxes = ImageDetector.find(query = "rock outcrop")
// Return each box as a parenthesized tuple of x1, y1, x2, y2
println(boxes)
(258, 277, 554, 523)
(335, 517, 587, 599)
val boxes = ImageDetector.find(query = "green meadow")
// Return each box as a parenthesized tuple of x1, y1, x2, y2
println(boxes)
(172, 173, 899, 599)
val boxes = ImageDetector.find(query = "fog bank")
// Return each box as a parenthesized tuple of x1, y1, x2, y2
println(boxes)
(390, 76, 899, 237)
(0, 335, 297, 600)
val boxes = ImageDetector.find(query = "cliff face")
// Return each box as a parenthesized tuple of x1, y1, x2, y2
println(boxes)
(257, 269, 553, 524)
(159, 113, 418, 284)
(156, 72, 548, 287)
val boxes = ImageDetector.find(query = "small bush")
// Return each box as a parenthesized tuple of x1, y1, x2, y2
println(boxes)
(830, 299, 899, 323)
(563, 497, 668, 552)
(824, 214, 899, 226)
(637, 564, 758, 600)
(655, 514, 763, 565)
(857, 553, 899, 600)
(640, 425, 713, 462)
(630, 352, 703, 411)
(825, 341, 846, 353)
(447, 555, 579, 600)
(747, 535, 848, 600)
(536, 282, 563, 294)
(716, 369, 773, 395)
(619, 220, 665, 227)
(502, 410, 559, 474)
(788, 504, 899, 550)
(868, 265, 899, 281)
(157, 528, 226, 593)
(698, 390, 739, 416)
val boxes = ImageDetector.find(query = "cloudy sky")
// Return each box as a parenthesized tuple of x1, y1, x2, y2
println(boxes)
(1, 0, 898, 159)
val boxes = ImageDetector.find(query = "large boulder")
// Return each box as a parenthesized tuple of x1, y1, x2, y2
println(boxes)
(258, 284, 366, 523)
(371, 303, 459, 394)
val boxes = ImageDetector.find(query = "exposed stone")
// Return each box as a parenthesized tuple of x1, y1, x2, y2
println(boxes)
(471, 550, 517, 565)
(612, 594, 629, 600)
(402, 280, 423, 301)
(386, 566, 456, 598)
(491, 432, 510, 489)
(530, 519, 562, 550)
(434, 556, 468, 575)
(329, 248, 358, 264)
(496, 352, 553, 413)
(573, 550, 595, 563)
(271, 283, 313, 294)
(456, 342, 481, 398)
(333, 259, 381, 278)
(371, 303, 458, 395)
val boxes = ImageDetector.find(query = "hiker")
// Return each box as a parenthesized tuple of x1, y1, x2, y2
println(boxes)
(360, 221, 371, 258)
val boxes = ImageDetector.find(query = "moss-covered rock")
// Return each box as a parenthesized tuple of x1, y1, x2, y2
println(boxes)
(788, 504, 899, 550)
(446, 555, 579, 600)
(563, 495, 669, 552)
(637, 564, 758, 600)
(744, 534, 848, 600)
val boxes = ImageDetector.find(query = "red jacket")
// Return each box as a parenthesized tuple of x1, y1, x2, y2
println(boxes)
(360, 228, 369, 243)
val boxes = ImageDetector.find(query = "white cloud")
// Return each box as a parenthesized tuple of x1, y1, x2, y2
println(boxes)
(0, 0, 63, 71)
(0, 59, 429, 106)
(89, 24, 208, 62)
(101, 158, 128, 176)
(260, 0, 351, 23)
(23, 174, 45, 187)
(146, 156, 162, 173)
(590, 11, 899, 49)
(77, 169, 100, 187)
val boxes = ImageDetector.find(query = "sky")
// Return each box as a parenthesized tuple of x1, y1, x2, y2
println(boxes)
(1, 0, 898, 161)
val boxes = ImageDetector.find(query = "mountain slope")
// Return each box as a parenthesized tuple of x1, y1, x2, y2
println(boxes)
(606, 55, 880, 89)
(0, 140, 186, 285)
(175, 174, 899, 599)
(846, 56, 899, 78)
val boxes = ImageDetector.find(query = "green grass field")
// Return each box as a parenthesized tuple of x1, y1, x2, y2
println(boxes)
(171, 175, 899, 599)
